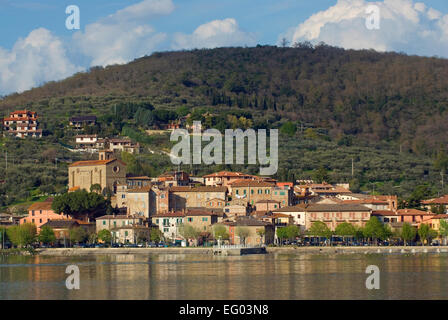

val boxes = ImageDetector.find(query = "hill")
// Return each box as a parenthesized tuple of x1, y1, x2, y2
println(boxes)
(0, 44, 448, 208)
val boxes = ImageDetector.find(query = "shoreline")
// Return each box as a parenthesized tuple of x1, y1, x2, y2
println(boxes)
(33, 246, 448, 256)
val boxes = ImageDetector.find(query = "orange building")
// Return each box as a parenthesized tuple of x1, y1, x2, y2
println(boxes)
(20, 199, 71, 231)
(3, 110, 42, 138)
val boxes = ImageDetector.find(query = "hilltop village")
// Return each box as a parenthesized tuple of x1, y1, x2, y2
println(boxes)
(1, 110, 448, 248)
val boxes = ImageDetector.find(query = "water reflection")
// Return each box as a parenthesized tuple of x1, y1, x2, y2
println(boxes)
(1, 253, 448, 300)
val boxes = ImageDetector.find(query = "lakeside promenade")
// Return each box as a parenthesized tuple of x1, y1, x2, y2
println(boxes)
(34, 246, 448, 256)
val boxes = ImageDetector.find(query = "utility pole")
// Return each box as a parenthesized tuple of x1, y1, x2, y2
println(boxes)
(441, 171, 444, 192)
(351, 158, 354, 178)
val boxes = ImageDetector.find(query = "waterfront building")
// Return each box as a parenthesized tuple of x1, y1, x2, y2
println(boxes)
(20, 199, 71, 231)
(68, 151, 127, 194)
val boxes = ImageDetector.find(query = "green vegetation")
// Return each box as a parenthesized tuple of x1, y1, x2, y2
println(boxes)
(363, 217, 391, 244)
(52, 190, 110, 220)
(417, 224, 437, 246)
(6, 223, 36, 248)
(69, 227, 88, 244)
(400, 223, 417, 246)
(235, 227, 250, 245)
(178, 224, 200, 241)
(212, 224, 229, 240)
(38, 226, 56, 245)
(1, 45, 448, 208)
(276, 225, 300, 243)
(97, 229, 111, 244)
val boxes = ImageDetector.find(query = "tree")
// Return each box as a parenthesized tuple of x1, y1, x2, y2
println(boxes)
(313, 167, 329, 183)
(276, 227, 287, 245)
(363, 217, 387, 245)
(97, 229, 111, 244)
(280, 122, 296, 136)
(178, 225, 200, 241)
(52, 190, 107, 220)
(418, 224, 437, 246)
(400, 223, 416, 246)
(7, 224, 37, 248)
(150, 229, 163, 243)
(407, 184, 433, 209)
(335, 222, 356, 244)
(235, 227, 250, 245)
(213, 225, 229, 241)
(439, 220, 448, 245)
(70, 227, 88, 244)
(38, 226, 56, 245)
(308, 221, 332, 245)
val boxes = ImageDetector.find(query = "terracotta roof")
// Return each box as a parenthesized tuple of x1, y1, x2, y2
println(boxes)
(68, 186, 80, 192)
(343, 199, 389, 205)
(203, 171, 252, 178)
(153, 212, 185, 218)
(69, 159, 126, 167)
(305, 204, 371, 212)
(230, 180, 275, 187)
(28, 200, 54, 211)
(272, 204, 307, 212)
(396, 209, 431, 216)
(41, 220, 79, 229)
(425, 214, 448, 220)
(422, 195, 448, 205)
(170, 186, 227, 192)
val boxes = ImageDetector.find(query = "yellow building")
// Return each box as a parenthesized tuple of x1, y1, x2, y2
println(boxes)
(68, 151, 126, 194)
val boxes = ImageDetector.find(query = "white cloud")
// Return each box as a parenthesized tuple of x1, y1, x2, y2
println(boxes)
(0, 28, 80, 95)
(172, 18, 256, 50)
(73, 0, 175, 67)
(282, 0, 448, 57)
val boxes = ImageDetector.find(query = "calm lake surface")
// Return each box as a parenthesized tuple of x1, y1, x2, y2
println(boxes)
(1, 253, 447, 300)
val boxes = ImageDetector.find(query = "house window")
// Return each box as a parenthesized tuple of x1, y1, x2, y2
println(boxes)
(32, 211, 35, 216)
(156, 219, 159, 224)
(202, 217, 208, 222)
(236, 190, 239, 195)
(258, 190, 262, 194)
(103, 221, 106, 225)
(188, 218, 193, 222)
(243, 190, 247, 195)
(251, 190, 254, 194)
(125, 231, 128, 236)
(265, 190, 269, 194)
(164, 228, 169, 233)
(280, 191, 285, 195)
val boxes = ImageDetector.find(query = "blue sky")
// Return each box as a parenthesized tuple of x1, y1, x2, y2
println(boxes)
(0, 0, 447, 95)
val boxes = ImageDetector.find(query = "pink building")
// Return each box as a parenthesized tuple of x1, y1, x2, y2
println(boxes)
(20, 199, 70, 231)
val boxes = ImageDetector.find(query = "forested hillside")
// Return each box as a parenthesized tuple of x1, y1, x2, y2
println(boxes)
(1, 44, 448, 209)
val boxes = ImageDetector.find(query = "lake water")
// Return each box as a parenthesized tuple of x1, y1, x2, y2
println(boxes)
(1, 253, 448, 300)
